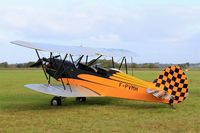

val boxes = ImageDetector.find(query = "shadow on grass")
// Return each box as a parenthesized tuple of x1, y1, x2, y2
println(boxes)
(0, 97, 168, 112)
(65, 97, 168, 109)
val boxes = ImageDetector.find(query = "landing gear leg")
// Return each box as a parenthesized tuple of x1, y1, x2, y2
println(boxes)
(168, 97, 176, 110)
(76, 97, 86, 102)
(51, 96, 62, 106)
(169, 103, 176, 110)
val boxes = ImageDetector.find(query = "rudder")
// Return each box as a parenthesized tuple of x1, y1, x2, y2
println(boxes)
(153, 65, 189, 104)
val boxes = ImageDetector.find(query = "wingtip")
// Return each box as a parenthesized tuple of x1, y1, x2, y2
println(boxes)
(10, 40, 16, 44)
(10, 40, 22, 44)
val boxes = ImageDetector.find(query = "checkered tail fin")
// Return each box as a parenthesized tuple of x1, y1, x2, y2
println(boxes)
(153, 66, 189, 104)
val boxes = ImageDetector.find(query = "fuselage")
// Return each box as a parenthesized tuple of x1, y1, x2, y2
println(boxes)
(44, 58, 167, 103)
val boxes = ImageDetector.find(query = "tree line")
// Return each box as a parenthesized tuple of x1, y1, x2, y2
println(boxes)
(0, 60, 191, 69)
(0, 62, 35, 68)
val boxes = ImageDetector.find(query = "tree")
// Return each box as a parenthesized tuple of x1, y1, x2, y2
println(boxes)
(0, 62, 8, 68)
(178, 62, 190, 69)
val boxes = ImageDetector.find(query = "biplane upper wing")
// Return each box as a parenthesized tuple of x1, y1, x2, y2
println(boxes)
(97, 48, 138, 57)
(10, 40, 136, 57)
(25, 84, 101, 97)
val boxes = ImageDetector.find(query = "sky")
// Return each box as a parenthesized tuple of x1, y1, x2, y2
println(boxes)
(0, 0, 200, 64)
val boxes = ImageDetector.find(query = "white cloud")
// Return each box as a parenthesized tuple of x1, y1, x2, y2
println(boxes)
(0, 4, 144, 39)
(88, 34, 121, 43)
(0, 2, 200, 63)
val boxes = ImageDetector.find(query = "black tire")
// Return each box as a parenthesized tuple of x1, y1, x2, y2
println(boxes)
(61, 97, 66, 102)
(51, 96, 62, 106)
(76, 97, 86, 102)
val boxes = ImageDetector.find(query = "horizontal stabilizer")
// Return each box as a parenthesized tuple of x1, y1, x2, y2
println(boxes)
(146, 88, 172, 100)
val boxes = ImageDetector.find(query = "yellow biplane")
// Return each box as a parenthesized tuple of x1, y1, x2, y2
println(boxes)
(11, 40, 189, 108)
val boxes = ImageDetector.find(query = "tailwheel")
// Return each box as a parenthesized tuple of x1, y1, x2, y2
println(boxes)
(76, 97, 86, 102)
(51, 96, 62, 106)
(168, 103, 176, 110)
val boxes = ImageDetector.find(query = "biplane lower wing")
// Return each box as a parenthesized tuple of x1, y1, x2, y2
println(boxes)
(25, 84, 101, 97)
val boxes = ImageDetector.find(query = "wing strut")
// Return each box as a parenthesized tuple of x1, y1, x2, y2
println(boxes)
(76, 55, 84, 66)
(64, 78, 72, 92)
(124, 57, 128, 74)
(86, 55, 88, 65)
(87, 55, 102, 67)
(54, 54, 68, 78)
(55, 54, 82, 80)
(70, 54, 76, 68)
(112, 57, 115, 68)
(118, 57, 128, 74)
(131, 57, 134, 76)
(48, 52, 53, 84)
(60, 78, 67, 90)
(35, 50, 48, 80)
(119, 57, 125, 70)
(54, 54, 72, 92)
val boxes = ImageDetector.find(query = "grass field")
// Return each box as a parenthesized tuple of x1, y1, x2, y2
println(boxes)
(0, 69, 200, 133)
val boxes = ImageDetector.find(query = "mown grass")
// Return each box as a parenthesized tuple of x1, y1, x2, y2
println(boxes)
(0, 69, 200, 133)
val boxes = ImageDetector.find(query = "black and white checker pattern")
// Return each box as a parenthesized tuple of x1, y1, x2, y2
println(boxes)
(153, 66, 188, 104)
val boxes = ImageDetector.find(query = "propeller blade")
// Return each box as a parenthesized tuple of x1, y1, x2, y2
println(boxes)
(30, 59, 42, 67)
(42, 57, 49, 62)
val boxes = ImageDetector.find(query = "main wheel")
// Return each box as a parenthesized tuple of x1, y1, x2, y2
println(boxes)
(51, 96, 62, 106)
(76, 97, 86, 102)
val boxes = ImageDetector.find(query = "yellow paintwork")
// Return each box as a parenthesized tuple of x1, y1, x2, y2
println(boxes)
(62, 72, 169, 104)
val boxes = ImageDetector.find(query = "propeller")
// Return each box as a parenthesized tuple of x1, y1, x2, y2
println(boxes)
(30, 52, 64, 86)
(30, 59, 42, 67)
(30, 57, 49, 68)
(42, 57, 50, 62)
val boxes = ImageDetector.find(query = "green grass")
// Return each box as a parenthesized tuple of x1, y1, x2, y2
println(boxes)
(0, 69, 200, 133)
